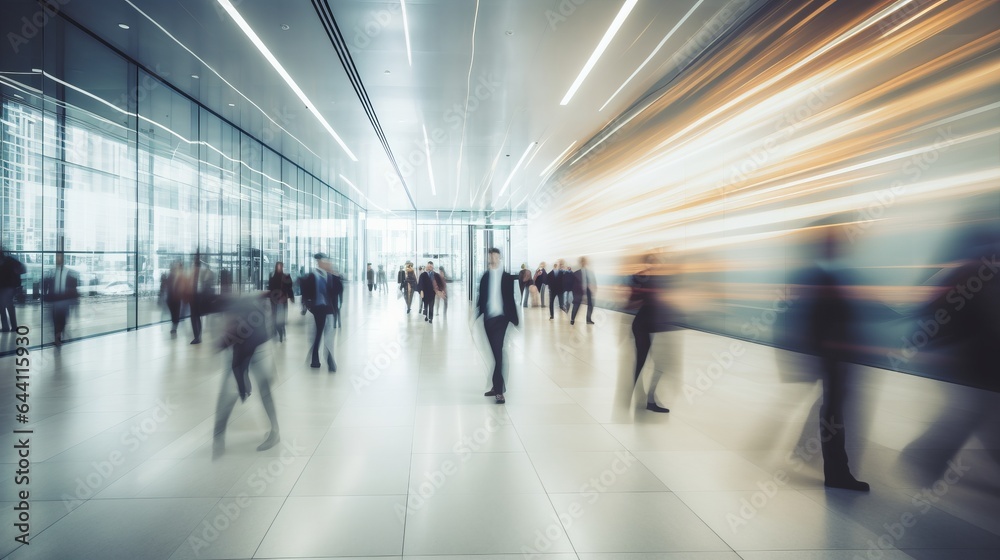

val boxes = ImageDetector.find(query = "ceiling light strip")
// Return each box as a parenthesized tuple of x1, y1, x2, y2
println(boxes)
(560, 0, 639, 106)
(539, 141, 577, 177)
(498, 142, 537, 197)
(599, 0, 705, 112)
(216, 0, 357, 161)
(422, 124, 437, 195)
(401, 0, 413, 66)
(121, 0, 319, 160)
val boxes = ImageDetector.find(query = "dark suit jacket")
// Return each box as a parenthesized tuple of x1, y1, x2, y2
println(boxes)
(562, 270, 576, 293)
(300, 270, 343, 312)
(572, 268, 595, 297)
(418, 271, 442, 294)
(42, 268, 79, 302)
(547, 269, 563, 292)
(397, 270, 405, 287)
(475, 269, 519, 326)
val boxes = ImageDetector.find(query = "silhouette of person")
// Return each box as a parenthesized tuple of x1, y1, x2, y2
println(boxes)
(785, 221, 870, 491)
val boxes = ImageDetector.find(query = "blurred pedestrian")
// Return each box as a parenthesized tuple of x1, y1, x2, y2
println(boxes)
(268, 261, 294, 342)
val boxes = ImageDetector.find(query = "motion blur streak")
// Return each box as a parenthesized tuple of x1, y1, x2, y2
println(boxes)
(528, 0, 1000, 386)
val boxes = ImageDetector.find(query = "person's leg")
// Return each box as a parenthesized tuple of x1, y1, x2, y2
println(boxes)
(231, 344, 254, 401)
(250, 342, 281, 450)
(820, 358, 867, 490)
(485, 317, 507, 396)
(168, 298, 180, 332)
(549, 288, 556, 318)
(191, 301, 202, 342)
(277, 302, 287, 340)
(0, 288, 12, 330)
(586, 289, 594, 322)
(426, 293, 435, 322)
(213, 369, 240, 459)
(310, 309, 325, 366)
(322, 312, 337, 371)
(571, 295, 582, 323)
(632, 321, 652, 384)
(644, 331, 677, 412)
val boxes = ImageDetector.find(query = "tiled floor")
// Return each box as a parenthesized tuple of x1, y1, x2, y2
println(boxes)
(1, 285, 999, 559)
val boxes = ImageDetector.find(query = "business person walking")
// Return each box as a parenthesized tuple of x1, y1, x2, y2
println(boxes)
(477, 248, 521, 404)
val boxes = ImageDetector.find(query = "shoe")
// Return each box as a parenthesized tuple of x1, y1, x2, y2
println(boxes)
(0, 328, 9, 333)
(190, 338, 201, 345)
(549, 316, 553, 320)
(587, 321, 595, 325)
(570, 320, 575, 325)
(257, 431, 280, 451)
(328, 362, 337, 372)
(646, 403, 670, 413)
(495, 394, 505, 404)
(825, 478, 870, 492)
(212, 437, 225, 460)
(310, 362, 321, 369)
(428, 320, 432, 324)
(484, 390, 497, 397)
(169, 328, 177, 334)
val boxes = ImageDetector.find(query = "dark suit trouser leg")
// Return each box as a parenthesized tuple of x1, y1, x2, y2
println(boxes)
(310, 308, 328, 365)
(633, 322, 652, 384)
(52, 302, 68, 340)
(585, 289, 594, 322)
(191, 302, 202, 340)
(820, 358, 852, 481)
(167, 298, 181, 328)
(485, 317, 508, 394)
(549, 290, 562, 318)
(231, 344, 254, 399)
(425, 293, 435, 321)
(0, 288, 16, 329)
(571, 297, 582, 321)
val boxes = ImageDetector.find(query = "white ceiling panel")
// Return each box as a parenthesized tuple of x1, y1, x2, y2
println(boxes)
(47, 0, 757, 212)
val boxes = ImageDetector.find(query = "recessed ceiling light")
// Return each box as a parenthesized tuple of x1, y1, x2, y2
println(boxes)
(191, 74, 199, 79)
(505, 30, 514, 36)
(384, 70, 391, 74)
(280, 24, 290, 30)
(30, 68, 41, 73)
(13, 94, 24, 99)
(118, 23, 130, 29)
(228, 103, 236, 107)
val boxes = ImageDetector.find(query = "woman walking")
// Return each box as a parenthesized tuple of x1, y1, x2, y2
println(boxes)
(268, 261, 294, 342)
(402, 262, 419, 314)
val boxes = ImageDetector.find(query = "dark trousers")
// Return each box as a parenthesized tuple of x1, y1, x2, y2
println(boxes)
(368, 283, 374, 292)
(52, 301, 70, 340)
(549, 288, 564, 318)
(167, 297, 181, 330)
(571, 289, 594, 322)
(216, 342, 278, 436)
(485, 316, 509, 394)
(424, 293, 436, 321)
(270, 300, 288, 338)
(820, 358, 853, 482)
(191, 300, 204, 340)
(633, 321, 651, 383)
(0, 287, 17, 330)
(309, 306, 334, 366)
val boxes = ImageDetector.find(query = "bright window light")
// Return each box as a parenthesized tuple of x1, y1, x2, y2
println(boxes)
(560, 0, 639, 106)
(217, 0, 357, 161)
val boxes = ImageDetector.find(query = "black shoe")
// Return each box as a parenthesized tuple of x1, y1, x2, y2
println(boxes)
(257, 431, 280, 451)
(570, 320, 575, 325)
(824, 478, 870, 492)
(328, 362, 337, 372)
(587, 321, 595, 325)
(428, 320, 432, 324)
(646, 403, 670, 413)
(310, 362, 321, 369)
(484, 390, 497, 397)
(495, 394, 505, 404)
(190, 338, 201, 345)
(549, 316, 554, 320)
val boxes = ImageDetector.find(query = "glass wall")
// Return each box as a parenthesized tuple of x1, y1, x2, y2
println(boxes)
(0, 9, 364, 352)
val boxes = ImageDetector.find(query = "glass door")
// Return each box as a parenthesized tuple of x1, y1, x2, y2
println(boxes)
(468, 226, 511, 301)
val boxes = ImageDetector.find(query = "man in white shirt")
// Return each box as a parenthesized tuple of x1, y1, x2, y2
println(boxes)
(475, 248, 520, 404)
